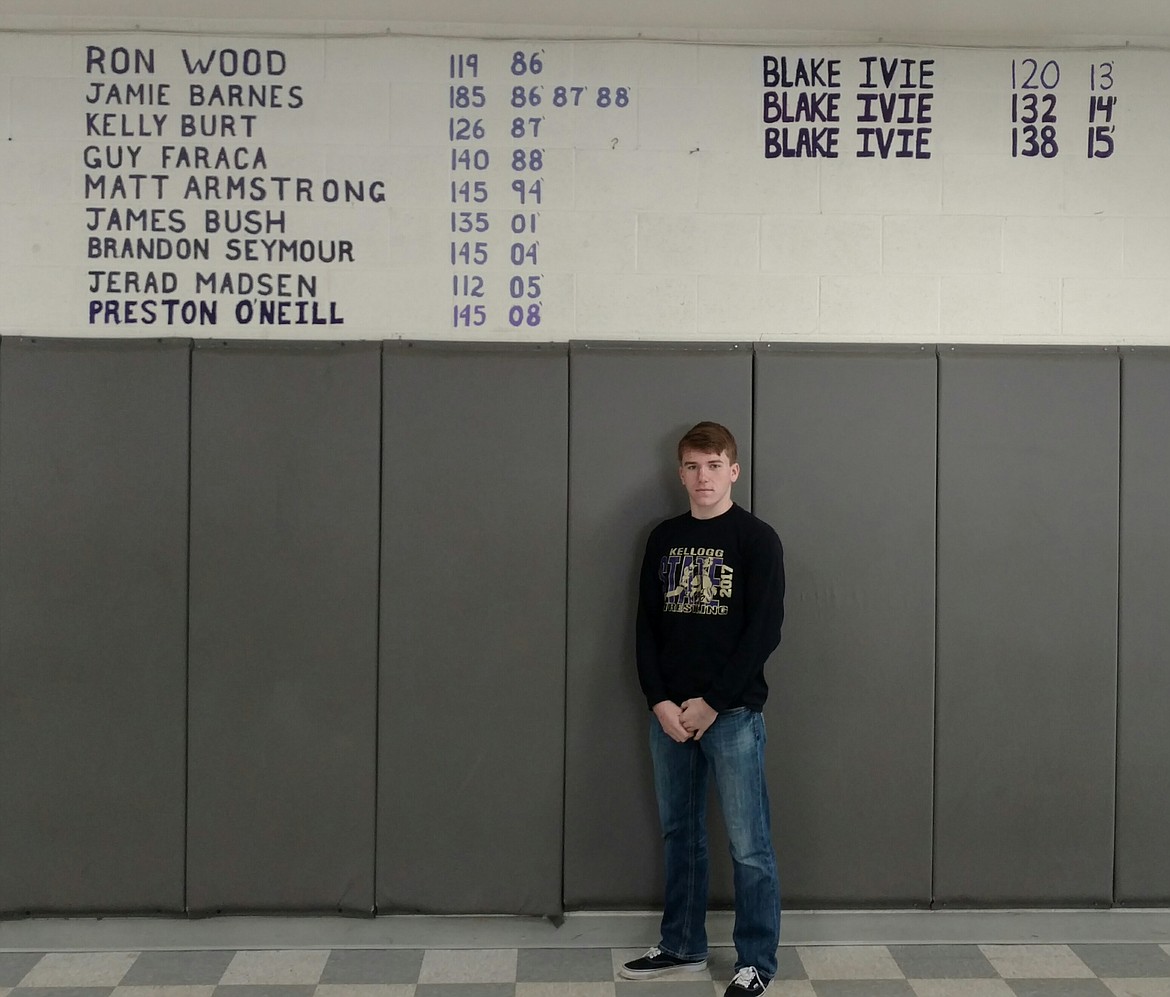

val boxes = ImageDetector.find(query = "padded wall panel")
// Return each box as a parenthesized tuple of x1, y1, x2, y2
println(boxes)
(0, 338, 189, 914)
(1115, 349, 1170, 903)
(564, 344, 752, 908)
(377, 344, 567, 915)
(934, 348, 1118, 905)
(753, 346, 936, 906)
(187, 341, 380, 913)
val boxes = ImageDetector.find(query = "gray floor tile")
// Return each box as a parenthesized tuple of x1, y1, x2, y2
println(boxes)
(415, 986, 516, 997)
(419, 951, 516, 986)
(7, 990, 114, 997)
(1006, 982, 1116, 997)
(889, 947, 998, 980)
(1102, 982, 1170, 997)
(772, 950, 809, 982)
(1072, 947, 1170, 979)
(516, 950, 614, 983)
(320, 951, 425, 985)
(120, 953, 236, 986)
(212, 987, 317, 997)
(616, 983, 716, 997)
(811, 983, 917, 997)
(0, 957, 44, 988)
(515, 985, 618, 997)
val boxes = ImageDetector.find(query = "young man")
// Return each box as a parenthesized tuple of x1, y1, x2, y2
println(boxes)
(621, 422, 784, 997)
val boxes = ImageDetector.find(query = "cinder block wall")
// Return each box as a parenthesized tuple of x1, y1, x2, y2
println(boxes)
(1, 13, 1168, 916)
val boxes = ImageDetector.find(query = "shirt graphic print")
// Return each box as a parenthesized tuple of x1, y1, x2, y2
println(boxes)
(659, 546, 734, 616)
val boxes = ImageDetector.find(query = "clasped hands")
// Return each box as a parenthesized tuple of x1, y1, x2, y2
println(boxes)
(653, 697, 717, 743)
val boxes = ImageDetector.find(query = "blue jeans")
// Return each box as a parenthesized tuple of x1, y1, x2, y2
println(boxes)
(649, 707, 780, 978)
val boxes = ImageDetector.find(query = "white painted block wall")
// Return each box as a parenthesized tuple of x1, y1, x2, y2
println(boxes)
(0, 17, 1168, 344)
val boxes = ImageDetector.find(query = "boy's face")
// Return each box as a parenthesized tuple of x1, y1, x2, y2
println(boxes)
(678, 447, 739, 518)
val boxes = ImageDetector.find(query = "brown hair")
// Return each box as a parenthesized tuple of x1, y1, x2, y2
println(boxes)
(677, 421, 738, 464)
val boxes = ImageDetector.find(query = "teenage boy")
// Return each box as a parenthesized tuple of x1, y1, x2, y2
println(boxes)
(621, 421, 785, 997)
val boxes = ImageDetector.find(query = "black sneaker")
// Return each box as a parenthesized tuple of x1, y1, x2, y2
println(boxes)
(725, 966, 770, 996)
(619, 946, 708, 979)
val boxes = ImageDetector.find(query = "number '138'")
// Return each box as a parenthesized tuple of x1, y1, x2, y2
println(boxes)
(1012, 124, 1058, 158)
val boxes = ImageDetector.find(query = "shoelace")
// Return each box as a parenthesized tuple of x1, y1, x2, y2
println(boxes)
(644, 946, 662, 959)
(731, 966, 763, 989)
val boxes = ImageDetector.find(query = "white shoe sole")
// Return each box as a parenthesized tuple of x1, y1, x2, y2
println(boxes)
(619, 959, 708, 980)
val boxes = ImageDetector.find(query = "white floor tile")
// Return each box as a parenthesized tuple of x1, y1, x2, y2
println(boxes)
(19, 952, 140, 987)
(910, 981, 1017, 997)
(979, 944, 1095, 979)
(418, 948, 518, 984)
(220, 950, 331, 985)
(797, 945, 904, 980)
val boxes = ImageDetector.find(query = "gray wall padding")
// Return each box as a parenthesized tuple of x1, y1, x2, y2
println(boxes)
(1115, 349, 1170, 904)
(753, 346, 937, 906)
(186, 341, 380, 914)
(0, 338, 189, 914)
(934, 348, 1119, 905)
(563, 344, 753, 908)
(3, 338, 1165, 914)
(377, 344, 568, 915)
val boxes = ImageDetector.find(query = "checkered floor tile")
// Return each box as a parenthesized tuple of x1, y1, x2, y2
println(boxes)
(2, 945, 1170, 996)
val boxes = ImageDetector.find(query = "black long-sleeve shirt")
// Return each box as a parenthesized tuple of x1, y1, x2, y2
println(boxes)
(636, 503, 785, 712)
